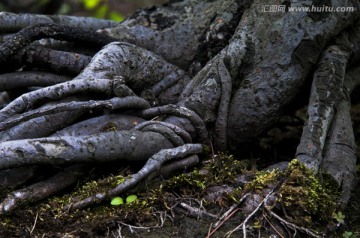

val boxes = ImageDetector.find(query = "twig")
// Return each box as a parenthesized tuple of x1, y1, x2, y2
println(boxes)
(112, 224, 123, 238)
(178, 202, 218, 219)
(263, 214, 285, 238)
(265, 207, 322, 238)
(30, 212, 38, 235)
(207, 208, 240, 238)
(225, 188, 277, 238)
(206, 193, 249, 238)
(118, 220, 164, 231)
(214, 193, 250, 227)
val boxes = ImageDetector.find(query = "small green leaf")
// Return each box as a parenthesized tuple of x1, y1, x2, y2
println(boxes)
(94, 5, 108, 19)
(83, 0, 100, 10)
(110, 197, 124, 205)
(126, 195, 137, 204)
(109, 11, 124, 22)
(36, 0, 50, 6)
(333, 211, 346, 224)
(57, 3, 71, 15)
(342, 231, 353, 238)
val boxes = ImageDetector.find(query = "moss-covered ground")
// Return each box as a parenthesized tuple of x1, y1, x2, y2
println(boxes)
(0, 106, 359, 237)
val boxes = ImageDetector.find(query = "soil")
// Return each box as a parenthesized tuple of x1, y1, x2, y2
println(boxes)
(0, 104, 359, 238)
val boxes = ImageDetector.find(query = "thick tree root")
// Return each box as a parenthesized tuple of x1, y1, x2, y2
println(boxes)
(159, 154, 199, 178)
(0, 71, 71, 90)
(296, 45, 351, 170)
(138, 105, 209, 144)
(0, 164, 88, 214)
(0, 4, 358, 238)
(0, 96, 150, 131)
(227, 0, 359, 149)
(0, 12, 118, 32)
(132, 121, 192, 144)
(0, 130, 175, 170)
(64, 144, 203, 211)
(0, 77, 123, 121)
(101, 0, 251, 68)
(0, 23, 116, 69)
(321, 100, 357, 206)
(295, 34, 357, 206)
(23, 46, 92, 75)
(51, 114, 145, 137)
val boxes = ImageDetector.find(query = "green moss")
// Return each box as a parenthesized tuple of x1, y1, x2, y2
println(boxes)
(244, 169, 280, 192)
(240, 159, 340, 228)
(100, 122, 118, 132)
(278, 159, 340, 226)
(164, 153, 248, 193)
(1, 154, 345, 237)
(39, 172, 155, 223)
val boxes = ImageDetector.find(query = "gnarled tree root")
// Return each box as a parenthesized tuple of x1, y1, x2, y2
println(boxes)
(64, 144, 203, 211)
(0, 2, 359, 237)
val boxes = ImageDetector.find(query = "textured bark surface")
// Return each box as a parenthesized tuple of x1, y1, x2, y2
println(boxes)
(0, 0, 360, 236)
(227, 0, 358, 148)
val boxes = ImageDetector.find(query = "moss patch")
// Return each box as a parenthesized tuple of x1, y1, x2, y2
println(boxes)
(278, 160, 340, 227)
(0, 156, 346, 237)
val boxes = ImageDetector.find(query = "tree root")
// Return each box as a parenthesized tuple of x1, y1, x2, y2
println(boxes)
(159, 154, 199, 178)
(0, 23, 116, 69)
(0, 96, 150, 131)
(0, 107, 83, 142)
(0, 71, 71, 90)
(0, 77, 125, 121)
(295, 34, 357, 206)
(296, 45, 351, 170)
(64, 144, 203, 211)
(0, 3, 358, 238)
(0, 12, 118, 32)
(0, 164, 88, 214)
(133, 121, 190, 146)
(138, 105, 209, 144)
(24, 46, 92, 75)
(51, 114, 145, 137)
(0, 130, 175, 170)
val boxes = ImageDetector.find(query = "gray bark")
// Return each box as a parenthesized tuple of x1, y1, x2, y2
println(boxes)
(0, 0, 359, 226)
(0, 12, 119, 32)
(102, 0, 252, 68)
(0, 71, 71, 90)
(0, 164, 88, 214)
(0, 96, 149, 131)
(227, 0, 359, 149)
(296, 45, 351, 170)
(0, 130, 173, 170)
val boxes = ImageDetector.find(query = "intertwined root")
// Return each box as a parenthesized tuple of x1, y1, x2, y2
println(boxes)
(64, 144, 203, 211)
(0, 22, 208, 214)
(0, 1, 359, 236)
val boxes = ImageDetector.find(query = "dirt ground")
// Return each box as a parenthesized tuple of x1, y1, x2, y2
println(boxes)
(0, 104, 359, 238)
